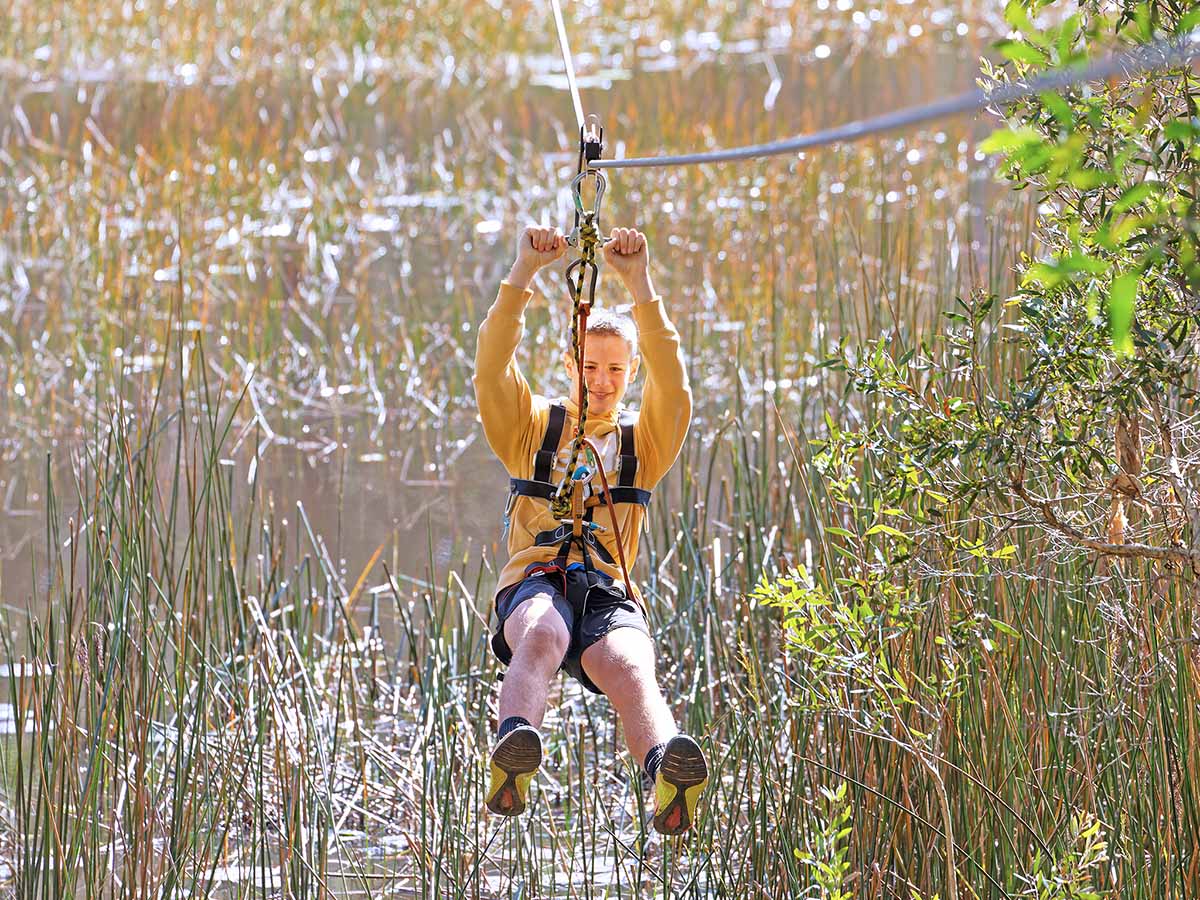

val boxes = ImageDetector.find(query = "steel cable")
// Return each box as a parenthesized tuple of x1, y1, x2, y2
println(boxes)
(549, 0, 586, 131)
(590, 30, 1200, 170)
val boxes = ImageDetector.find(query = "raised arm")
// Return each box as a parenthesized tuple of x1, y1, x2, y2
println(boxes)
(603, 228, 692, 483)
(473, 226, 568, 468)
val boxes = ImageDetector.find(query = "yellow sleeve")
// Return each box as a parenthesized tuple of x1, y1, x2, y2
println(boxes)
(473, 281, 539, 472)
(630, 296, 692, 484)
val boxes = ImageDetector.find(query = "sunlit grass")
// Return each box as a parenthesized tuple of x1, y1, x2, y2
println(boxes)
(7, 308, 1196, 896)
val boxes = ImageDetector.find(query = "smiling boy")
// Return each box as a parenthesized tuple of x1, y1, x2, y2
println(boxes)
(472, 224, 709, 835)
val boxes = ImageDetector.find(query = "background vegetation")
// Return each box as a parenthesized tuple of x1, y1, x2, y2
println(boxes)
(1, 0, 1196, 897)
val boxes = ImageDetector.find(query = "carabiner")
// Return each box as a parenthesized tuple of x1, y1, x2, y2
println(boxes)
(567, 169, 608, 248)
(565, 255, 599, 311)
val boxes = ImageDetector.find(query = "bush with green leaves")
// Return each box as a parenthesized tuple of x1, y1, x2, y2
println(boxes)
(761, 2, 1197, 896)
(837, 0, 1200, 570)
(788, 0, 1199, 617)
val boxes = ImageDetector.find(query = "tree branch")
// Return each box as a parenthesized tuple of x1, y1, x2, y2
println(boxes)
(1009, 471, 1200, 566)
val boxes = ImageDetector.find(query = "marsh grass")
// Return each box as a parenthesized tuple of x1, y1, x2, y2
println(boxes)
(9, 288, 1197, 896)
(3, 219, 1198, 896)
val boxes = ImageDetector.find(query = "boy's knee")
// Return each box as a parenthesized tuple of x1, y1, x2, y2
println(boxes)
(582, 630, 658, 689)
(507, 598, 569, 664)
(522, 619, 569, 661)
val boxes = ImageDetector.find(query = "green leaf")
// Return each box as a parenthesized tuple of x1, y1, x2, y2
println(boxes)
(1134, 3, 1153, 42)
(824, 526, 856, 539)
(991, 618, 1022, 637)
(864, 523, 909, 541)
(979, 126, 1045, 156)
(1178, 10, 1200, 35)
(1112, 182, 1157, 214)
(1109, 271, 1138, 356)
(1056, 14, 1082, 62)
(831, 543, 858, 562)
(1040, 91, 1074, 127)
(1165, 118, 1200, 142)
(1064, 252, 1110, 276)
(1099, 214, 1144, 250)
(1068, 168, 1113, 190)
(996, 39, 1049, 67)
(1003, 2, 1035, 35)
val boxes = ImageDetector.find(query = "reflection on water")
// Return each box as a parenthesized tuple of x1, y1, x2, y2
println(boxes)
(0, 703, 25, 735)
(1, 4, 1031, 631)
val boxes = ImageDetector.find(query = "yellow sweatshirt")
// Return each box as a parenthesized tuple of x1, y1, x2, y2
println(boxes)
(473, 281, 692, 603)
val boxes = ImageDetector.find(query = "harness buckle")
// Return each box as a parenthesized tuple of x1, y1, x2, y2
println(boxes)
(557, 518, 606, 534)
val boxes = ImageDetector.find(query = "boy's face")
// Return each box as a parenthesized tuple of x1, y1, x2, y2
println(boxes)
(563, 334, 640, 417)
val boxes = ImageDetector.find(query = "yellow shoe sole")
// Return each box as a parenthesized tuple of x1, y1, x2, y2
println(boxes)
(653, 735, 709, 836)
(486, 726, 542, 817)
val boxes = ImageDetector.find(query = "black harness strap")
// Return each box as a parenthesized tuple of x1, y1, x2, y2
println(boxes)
(508, 478, 555, 500)
(597, 486, 651, 506)
(535, 524, 616, 566)
(510, 482, 650, 506)
(617, 410, 638, 488)
(534, 403, 567, 483)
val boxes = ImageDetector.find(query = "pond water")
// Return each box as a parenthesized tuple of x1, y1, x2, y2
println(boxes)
(0, 0, 1030, 635)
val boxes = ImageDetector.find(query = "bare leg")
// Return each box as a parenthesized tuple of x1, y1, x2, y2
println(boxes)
(498, 591, 570, 727)
(580, 628, 677, 765)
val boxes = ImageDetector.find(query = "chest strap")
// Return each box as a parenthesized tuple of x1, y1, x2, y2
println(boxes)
(509, 479, 650, 507)
(533, 403, 567, 483)
(508, 403, 651, 508)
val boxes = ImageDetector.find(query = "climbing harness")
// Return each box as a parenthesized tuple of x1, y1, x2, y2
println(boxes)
(504, 400, 646, 599)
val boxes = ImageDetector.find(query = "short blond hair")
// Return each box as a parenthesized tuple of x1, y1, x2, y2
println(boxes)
(586, 309, 638, 359)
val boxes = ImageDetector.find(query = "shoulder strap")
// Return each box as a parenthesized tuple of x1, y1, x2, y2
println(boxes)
(617, 408, 638, 488)
(533, 403, 568, 483)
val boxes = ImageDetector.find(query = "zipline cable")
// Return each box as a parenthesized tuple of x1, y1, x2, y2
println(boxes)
(591, 29, 1200, 170)
(549, 0, 587, 132)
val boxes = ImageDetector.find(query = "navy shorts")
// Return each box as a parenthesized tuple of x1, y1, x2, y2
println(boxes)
(491, 563, 650, 695)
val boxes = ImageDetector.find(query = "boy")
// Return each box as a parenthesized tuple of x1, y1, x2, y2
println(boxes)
(472, 224, 708, 835)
